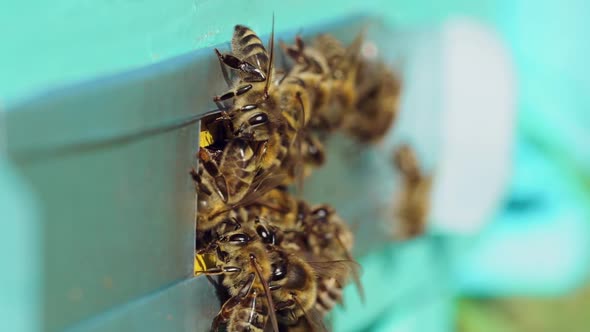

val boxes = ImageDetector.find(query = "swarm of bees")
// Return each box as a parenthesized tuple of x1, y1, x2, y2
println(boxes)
(191, 20, 402, 332)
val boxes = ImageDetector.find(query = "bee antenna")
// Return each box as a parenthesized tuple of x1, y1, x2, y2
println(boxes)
(264, 13, 275, 98)
(250, 254, 280, 332)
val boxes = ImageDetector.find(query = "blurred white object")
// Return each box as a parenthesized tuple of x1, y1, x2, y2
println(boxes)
(395, 18, 516, 235)
(305, 18, 515, 255)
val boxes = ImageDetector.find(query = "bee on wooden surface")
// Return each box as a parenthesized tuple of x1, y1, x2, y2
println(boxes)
(392, 144, 432, 239)
(267, 249, 321, 328)
(298, 205, 363, 315)
(203, 22, 317, 194)
(195, 220, 281, 332)
(279, 35, 337, 133)
(192, 137, 275, 233)
(248, 193, 362, 318)
(309, 33, 401, 143)
(270, 254, 359, 331)
(313, 33, 364, 130)
(341, 59, 401, 143)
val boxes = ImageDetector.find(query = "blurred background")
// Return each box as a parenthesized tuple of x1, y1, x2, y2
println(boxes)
(2, 0, 590, 331)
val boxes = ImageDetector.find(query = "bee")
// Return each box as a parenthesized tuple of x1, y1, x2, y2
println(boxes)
(270, 254, 358, 331)
(305, 33, 400, 143)
(297, 205, 363, 317)
(249, 193, 362, 319)
(203, 22, 319, 196)
(392, 144, 432, 239)
(277, 129, 326, 191)
(192, 137, 270, 233)
(267, 249, 320, 328)
(196, 221, 281, 332)
(210, 22, 296, 175)
(280, 36, 336, 132)
(280, 33, 364, 133)
(341, 59, 401, 143)
(254, 210, 355, 331)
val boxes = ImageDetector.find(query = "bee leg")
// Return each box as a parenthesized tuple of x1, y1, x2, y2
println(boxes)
(275, 299, 295, 311)
(199, 266, 241, 275)
(295, 35, 305, 51)
(215, 49, 266, 82)
(211, 273, 256, 331)
(215, 48, 233, 87)
(189, 167, 200, 183)
(213, 84, 254, 107)
(213, 90, 235, 104)
(198, 149, 229, 203)
(269, 283, 282, 291)
(283, 35, 306, 64)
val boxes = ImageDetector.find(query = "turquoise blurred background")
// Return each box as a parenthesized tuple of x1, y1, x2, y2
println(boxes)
(2, 0, 590, 331)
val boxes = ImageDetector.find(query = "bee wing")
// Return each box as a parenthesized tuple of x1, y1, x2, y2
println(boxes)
(210, 172, 287, 220)
(334, 236, 365, 303)
(307, 260, 362, 290)
(292, 296, 329, 332)
(241, 172, 288, 205)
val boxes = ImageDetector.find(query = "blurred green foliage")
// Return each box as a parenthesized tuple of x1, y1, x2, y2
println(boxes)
(459, 283, 590, 332)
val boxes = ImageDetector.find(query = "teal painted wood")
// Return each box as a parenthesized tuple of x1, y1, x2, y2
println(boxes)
(3, 46, 223, 331)
(64, 278, 217, 332)
(0, 0, 495, 104)
(0, 159, 42, 332)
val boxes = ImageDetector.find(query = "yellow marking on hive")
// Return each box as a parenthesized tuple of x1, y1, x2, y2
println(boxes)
(200, 130, 214, 148)
(194, 252, 216, 275)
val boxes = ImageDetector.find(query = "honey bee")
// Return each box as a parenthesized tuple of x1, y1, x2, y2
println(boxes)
(203, 22, 318, 195)
(304, 33, 400, 143)
(278, 129, 326, 190)
(270, 255, 358, 331)
(248, 192, 362, 318)
(280, 36, 336, 132)
(267, 250, 320, 328)
(341, 60, 401, 143)
(392, 144, 432, 239)
(297, 205, 363, 316)
(193, 22, 381, 331)
(281, 33, 364, 133)
(192, 137, 271, 233)
(195, 221, 281, 332)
